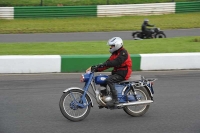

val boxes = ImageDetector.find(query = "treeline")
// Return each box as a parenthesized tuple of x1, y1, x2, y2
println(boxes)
(0, 0, 198, 6)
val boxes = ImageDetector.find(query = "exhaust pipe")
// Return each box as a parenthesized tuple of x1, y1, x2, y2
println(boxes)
(117, 100, 153, 107)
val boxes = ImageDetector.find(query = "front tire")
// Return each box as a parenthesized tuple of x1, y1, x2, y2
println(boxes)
(123, 87, 151, 117)
(59, 89, 91, 122)
(155, 32, 166, 38)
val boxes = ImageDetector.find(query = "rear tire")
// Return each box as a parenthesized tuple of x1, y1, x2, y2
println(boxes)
(59, 89, 91, 122)
(123, 87, 151, 117)
(132, 32, 142, 39)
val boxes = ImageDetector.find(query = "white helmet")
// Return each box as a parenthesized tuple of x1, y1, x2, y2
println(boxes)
(107, 37, 123, 53)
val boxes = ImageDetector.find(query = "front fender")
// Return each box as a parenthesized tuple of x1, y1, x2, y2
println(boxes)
(63, 87, 94, 107)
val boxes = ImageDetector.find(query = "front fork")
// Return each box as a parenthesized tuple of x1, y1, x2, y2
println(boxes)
(68, 82, 94, 109)
(69, 90, 87, 109)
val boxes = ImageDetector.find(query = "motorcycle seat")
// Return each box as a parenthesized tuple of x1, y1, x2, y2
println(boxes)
(119, 75, 141, 83)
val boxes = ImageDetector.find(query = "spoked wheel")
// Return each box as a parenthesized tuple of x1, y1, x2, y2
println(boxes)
(59, 89, 91, 122)
(123, 87, 151, 117)
(155, 32, 166, 38)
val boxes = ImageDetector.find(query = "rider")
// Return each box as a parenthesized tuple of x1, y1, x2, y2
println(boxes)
(141, 19, 154, 38)
(87, 37, 132, 106)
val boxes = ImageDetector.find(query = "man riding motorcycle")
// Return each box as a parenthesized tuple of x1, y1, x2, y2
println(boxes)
(141, 19, 154, 39)
(87, 37, 132, 106)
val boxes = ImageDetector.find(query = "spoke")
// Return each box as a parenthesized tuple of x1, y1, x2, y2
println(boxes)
(63, 91, 89, 118)
(127, 89, 147, 113)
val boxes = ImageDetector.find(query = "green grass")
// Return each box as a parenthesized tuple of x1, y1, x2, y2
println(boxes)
(0, 36, 199, 55)
(0, 0, 197, 6)
(0, 13, 200, 34)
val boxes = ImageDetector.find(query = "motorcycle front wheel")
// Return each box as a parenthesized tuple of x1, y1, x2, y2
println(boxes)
(155, 32, 166, 38)
(59, 89, 91, 122)
(123, 87, 151, 117)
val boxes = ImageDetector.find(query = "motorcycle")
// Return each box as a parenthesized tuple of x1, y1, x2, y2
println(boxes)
(132, 27, 166, 40)
(59, 66, 157, 122)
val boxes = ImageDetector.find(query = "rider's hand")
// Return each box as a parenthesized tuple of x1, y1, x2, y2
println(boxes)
(86, 65, 98, 73)
(91, 65, 99, 72)
(86, 63, 106, 73)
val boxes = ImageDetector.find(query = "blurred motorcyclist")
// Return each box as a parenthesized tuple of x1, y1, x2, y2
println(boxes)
(141, 19, 154, 38)
(87, 37, 132, 106)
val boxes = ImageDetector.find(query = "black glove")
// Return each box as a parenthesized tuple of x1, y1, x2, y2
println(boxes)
(91, 65, 99, 72)
(91, 63, 106, 72)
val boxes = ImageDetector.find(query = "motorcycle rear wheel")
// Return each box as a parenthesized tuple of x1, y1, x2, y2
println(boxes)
(132, 32, 142, 39)
(123, 87, 151, 117)
(59, 89, 91, 122)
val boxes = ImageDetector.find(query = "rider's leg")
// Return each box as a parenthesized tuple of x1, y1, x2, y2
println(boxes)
(105, 74, 124, 106)
(146, 31, 152, 39)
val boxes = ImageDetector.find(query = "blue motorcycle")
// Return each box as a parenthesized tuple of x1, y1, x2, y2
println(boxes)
(59, 66, 157, 122)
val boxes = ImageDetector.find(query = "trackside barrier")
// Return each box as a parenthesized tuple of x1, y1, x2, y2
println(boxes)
(176, 1, 200, 13)
(60, 54, 141, 72)
(97, 3, 175, 17)
(0, 1, 199, 19)
(0, 7, 14, 19)
(140, 53, 200, 70)
(0, 55, 61, 73)
(14, 6, 97, 18)
(0, 53, 200, 73)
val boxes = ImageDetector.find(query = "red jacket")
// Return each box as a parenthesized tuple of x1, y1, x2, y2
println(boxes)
(97, 47, 132, 80)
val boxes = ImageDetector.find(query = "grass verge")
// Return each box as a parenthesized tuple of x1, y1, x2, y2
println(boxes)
(0, 13, 200, 34)
(0, 36, 199, 55)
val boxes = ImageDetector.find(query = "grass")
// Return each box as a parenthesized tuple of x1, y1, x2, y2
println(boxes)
(0, 0, 197, 6)
(0, 12, 200, 34)
(0, 36, 199, 55)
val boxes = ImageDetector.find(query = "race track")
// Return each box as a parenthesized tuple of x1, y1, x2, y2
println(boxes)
(0, 71, 200, 133)
(0, 28, 199, 43)
(0, 29, 200, 133)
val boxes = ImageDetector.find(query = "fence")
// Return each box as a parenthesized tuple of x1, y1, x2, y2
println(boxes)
(0, 1, 199, 19)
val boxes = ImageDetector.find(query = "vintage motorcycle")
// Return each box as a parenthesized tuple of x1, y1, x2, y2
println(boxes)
(132, 27, 166, 40)
(59, 66, 157, 122)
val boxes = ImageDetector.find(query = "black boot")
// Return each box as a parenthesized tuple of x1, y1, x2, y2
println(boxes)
(106, 90, 119, 106)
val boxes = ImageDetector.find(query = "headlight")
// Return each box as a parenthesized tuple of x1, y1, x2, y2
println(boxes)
(80, 73, 90, 82)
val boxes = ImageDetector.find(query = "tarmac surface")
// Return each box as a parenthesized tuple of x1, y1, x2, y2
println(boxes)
(0, 28, 199, 43)
(0, 70, 200, 133)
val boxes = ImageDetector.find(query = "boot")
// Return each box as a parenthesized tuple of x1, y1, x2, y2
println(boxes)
(106, 90, 119, 106)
